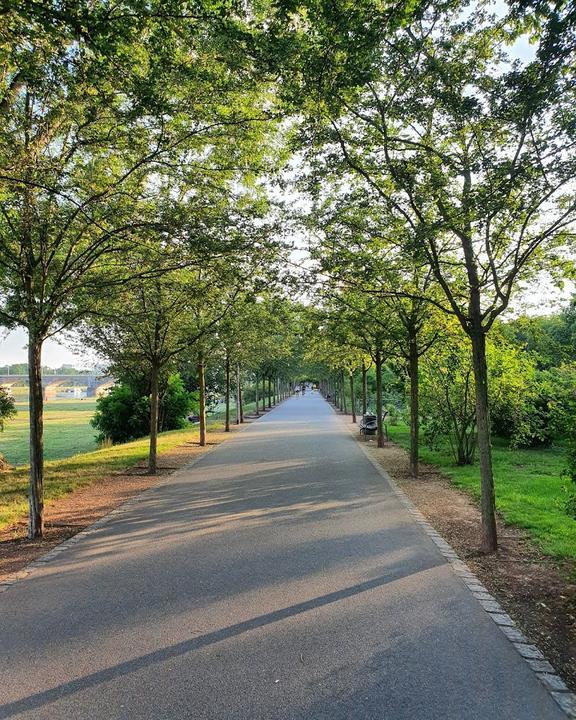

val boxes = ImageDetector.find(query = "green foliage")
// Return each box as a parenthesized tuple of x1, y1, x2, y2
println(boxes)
(91, 384, 150, 444)
(389, 423, 576, 559)
(0, 386, 16, 432)
(160, 374, 194, 432)
(91, 374, 192, 444)
(420, 320, 476, 465)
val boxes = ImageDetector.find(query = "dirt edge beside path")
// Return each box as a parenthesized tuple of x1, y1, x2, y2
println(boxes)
(345, 416, 576, 692)
(0, 419, 261, 582)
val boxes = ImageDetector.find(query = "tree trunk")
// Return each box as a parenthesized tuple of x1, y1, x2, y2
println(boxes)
(408, 333, 419, 478)
(471, 328, 498, 552)
(149, 362, 160, 474)
(198, 353, 206, 447)
(27, 331, 44, 539)
(239, 372, 244, 423)
(225, 353, 231, 432)
(341, 369, 348, 414)
(349, 372, 356, 423)
(236, 363, 241, 425)
(361, 361, 367, 416)
(255, 375, 260, 416)
(375, 349, 384, 449)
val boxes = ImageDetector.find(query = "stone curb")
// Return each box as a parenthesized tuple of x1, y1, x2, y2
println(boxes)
(339, 414, 576, 719)
(0, 407, 276, 596)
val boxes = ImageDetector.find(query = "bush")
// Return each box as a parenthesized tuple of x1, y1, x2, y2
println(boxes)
(159, 374, 193, 432)
(420, 321, 477, 465)
(91, 373, 193, 444)
(0, 386, 16, 432)
(91, 384, 149, 444)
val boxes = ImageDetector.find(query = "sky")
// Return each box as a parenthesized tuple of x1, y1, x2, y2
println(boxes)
(0, 328, 91, 368)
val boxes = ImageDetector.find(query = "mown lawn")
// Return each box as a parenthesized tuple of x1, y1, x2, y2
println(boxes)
(0, 400, 260, 531)
(0, 400, 99, 466)
(387, 422, 576, 559)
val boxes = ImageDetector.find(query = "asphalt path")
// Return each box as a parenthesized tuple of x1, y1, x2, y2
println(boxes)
(0, 393, 566, 719)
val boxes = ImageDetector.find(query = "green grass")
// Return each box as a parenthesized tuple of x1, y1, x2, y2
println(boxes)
(0, 424, 223, 529)
(0, 399, 99, 466)
(0, 399, 262, 531)
(387, 422, 576, 559)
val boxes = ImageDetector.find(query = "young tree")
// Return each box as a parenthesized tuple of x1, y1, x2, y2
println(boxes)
(78, 266, 240, 473)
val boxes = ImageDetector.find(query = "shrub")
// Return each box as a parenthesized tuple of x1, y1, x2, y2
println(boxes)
(0, 386, 16, 432)
(91, 373, 193, 444)
(91, 383, 149, 444)
(159, 374, 193, 431)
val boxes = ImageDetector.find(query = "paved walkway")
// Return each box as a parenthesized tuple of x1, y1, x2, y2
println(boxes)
(0, 394, 566, 719)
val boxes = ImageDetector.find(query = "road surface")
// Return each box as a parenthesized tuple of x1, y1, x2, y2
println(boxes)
(0, 393, 566, 719)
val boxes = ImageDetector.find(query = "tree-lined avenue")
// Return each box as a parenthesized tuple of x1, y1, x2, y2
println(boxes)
(0, 394, 564, 719)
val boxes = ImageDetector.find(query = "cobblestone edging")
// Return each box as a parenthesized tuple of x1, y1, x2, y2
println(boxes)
(0, 407, 275, 597)
(349, 421, 576, 719)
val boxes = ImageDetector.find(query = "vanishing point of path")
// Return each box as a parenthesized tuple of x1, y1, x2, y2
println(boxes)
(0, 394, 566, 719)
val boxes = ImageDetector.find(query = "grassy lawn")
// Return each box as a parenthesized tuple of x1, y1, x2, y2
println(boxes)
(387, 422, 576, 559)
(0, 400, 99, 466)
(0, 400, 261, 531)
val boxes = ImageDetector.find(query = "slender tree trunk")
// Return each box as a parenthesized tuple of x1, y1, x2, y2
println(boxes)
(239, 371, 244, 423)
(375, 349, 384, 449)
(460, 188, 498, 552)
(255, 375, 260, 416)
(349, 372, 356, 423)
(225, 353, 231, 432)
(470, 328, 498, 552)
(149, 362, 160, 474)
(408, 333, 419, 478)
(268, 376, 272, 408)
(340, 369, 347, 414)
(273, 378, 277, 405)
(236, 363, 241, 425)
(362, 361, 367, 416)
(27, 331, 44, 538)
(198, 353, 206, 446)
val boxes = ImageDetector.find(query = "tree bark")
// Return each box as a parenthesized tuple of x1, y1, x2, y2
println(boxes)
(198, 353, 206, 447)
(361, 361, 367, 416)
(375, 349, 384, 449)
(27, 331, 44, 538)
(341, 369, 348, 414)
(239, 371, 244, 423)
(268, 376, 272, 408)
(236, 363, 241, 425)
(149, 362, 160, 474)
(225, 353, 231, 432)
(349, 371, 356, 423)
(408, 332, 419, 478)
(471, 328, 498, 552)
(255, 375, 260, 416)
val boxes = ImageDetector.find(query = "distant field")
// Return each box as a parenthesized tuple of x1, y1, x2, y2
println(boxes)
(0, 400, 99, 466)
(0, 398, 257, 467)
(0, 400, 261, 530)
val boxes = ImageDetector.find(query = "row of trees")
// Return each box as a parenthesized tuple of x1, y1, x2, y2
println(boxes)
(0, 1, 299, 538)
(1, 0, 574, 554)
(288, 1, 576, 553)
(82, 289, 302, 472)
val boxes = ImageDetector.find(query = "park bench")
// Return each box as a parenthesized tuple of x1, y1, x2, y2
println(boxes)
(359, 414, 377, 436)
(359, 412, 389, 439)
